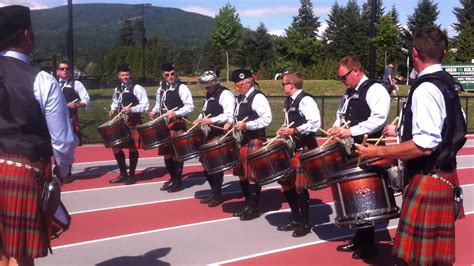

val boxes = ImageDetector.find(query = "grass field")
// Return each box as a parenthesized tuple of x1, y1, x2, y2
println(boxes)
(81, 80, 473, 144)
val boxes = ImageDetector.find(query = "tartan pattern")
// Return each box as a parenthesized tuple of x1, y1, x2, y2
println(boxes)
(117, 119, 143, 149)
(393, 171, 464, 265)
(0, 153, 52, 258)
(292, 151, 307, 190)
(233, 139, 263, 183)
(158, 119, 186, 157)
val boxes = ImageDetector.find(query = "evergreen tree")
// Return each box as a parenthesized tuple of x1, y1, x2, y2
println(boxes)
(291, 0, 321, 38)
(402, 0, 440, 50)
(118, 19, 134, 46)
(341, 0, 366, 64)
(453, 0, 474, 62)
(235, 24, 275, 71)
(323, 2, 345, 59)
(200, 40, 225, 76)
(133, 19, 146, 45)
(211, 3, 242, 81)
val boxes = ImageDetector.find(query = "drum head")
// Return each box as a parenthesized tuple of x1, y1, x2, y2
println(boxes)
(328, 167, 379, 184)
(99, 117, 124, 129)
(173, 129, 203, 140)
(200, 136, 235, 151)
(248, 141, 286, 159)
(300, 142, 341, 161)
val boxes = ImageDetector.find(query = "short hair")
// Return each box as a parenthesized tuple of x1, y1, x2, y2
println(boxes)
(56, 60, 69, 69)
(412, 26, 448, 63)
(282, 71, 304, 89)
(336, 56, 363, 72)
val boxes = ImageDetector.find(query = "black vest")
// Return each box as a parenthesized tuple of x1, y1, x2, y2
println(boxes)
(401, 71, 466, 173)
(203, 86, 228, 138)
(61, 78, 80, 103)
(160, 80, 184, 115)
(0, 56, 53, 161)
(115, 82, 141, 122)
(236, 89, 266, 144)
(284, 91, 318, 150)
(342, 79, 383, 144)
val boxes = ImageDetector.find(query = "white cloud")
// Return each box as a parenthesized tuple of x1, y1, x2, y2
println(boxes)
(239, 6, 297, 17)
(269, 29, 286, 37)
(182, 6, 215, 17)
(0, 0, 49, 9)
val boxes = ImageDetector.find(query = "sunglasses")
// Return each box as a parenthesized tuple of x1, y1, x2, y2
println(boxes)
(58, 68, 69, 71)
(282, 82, 292, 87)
(164, 72, 176, 77)
(338, 68, 355, 81)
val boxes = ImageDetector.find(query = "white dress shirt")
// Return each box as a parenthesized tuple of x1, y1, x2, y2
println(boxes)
(2, 51, 77, 177)
(111, 83, 150, 113)
(152, 81, 194, 117)
(235, 87, 272, 130)
(198, 88, 235, 124)
(288, 89, 321, 134)
(333, 75, 390, 136)
(59, 78, 91, 108)
(409, 64, 446, 149)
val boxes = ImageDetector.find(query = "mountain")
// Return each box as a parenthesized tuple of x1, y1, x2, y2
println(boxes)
(31, 3, 214, 61)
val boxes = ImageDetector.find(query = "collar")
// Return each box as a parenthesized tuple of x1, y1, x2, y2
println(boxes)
(418, 64, 443, 77)
(244, 86, 256, 98)
(354, 75, 368, 91)
(1, 50, 30, 64)
(291, 89, 302, 100)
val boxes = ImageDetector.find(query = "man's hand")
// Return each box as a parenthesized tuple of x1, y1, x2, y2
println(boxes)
(383, 125, 397, 137)
(149, 111, 157, 119)
(224, 122, 233, 131)
(354, 143, 379, 159)
(277, 127, 295, 136)
(108, 110, 116, 118)
(328, 127, 351, 139)
(195, 118, 212, 125)
(165, 110, 176, 118)
(235, 121, 247, 131)
(122, 106, 131, 114)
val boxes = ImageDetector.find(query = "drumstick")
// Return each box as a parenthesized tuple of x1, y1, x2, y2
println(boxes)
(320, 120, 351, 148)
(111, 103, 133, 121)
(367, 137, 397, 142)
(185, 117, 225, 131)
(186, 114, 211, 133)
(152, 107, 178, 122)
(356, 134, 368, 168)
(220, 117, 248, 140)
(374, 117, 399, 146)
(263, 121, 295, 147)
(69, 99, 78, 104)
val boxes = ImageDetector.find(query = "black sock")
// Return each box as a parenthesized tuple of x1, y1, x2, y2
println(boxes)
(251, 183, 262, 209)
(164, 158, 175, 180)
(210, 172, 223, 195)
(113, 151, 127, 174)
(129, 151, 139, 177)
(239, 180, 250, 203)
(297, 190, 310, 225)
(174, 160, 183, 182)
(284, 188, 301, 223)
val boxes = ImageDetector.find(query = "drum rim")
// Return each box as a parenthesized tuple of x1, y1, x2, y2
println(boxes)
(137, 117, 167, 129)
(98, 117, 125, 129)
(300, 142, 342, 160)
(328, 167, 380, 184)
(172, 129, 204, 140)
(199, 136, 236, 150)
(247, 140, 287, 159)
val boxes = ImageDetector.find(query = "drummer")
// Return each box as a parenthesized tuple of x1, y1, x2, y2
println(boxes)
(149, 63, 194, 193)
(328, 56, 390, 259)
(194, 70, 235, 207)
(276, 71, 321, 237)
(108, 64, 149, 185)
(224, 69, 272, 221)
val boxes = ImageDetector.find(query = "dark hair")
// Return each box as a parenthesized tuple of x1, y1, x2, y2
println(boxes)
(336, 56, 363, 72)
(56, 60, 69, 69)
(413, 26, 448, 63)
(0, 29, 24, 51)
(282, 71, 304, 89)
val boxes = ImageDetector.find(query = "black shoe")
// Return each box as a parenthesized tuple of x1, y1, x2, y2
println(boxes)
(352, 246, 377, 260)
(336, 240, 357, 252)
(292, 224, 310, 237)
(239, 207, 259, 221)
(277, 221, 300, 231)
(207, 194, 224, 207)
(124, 176, 137, 185)
(109, 174, 127, 184)
(167, 180, 183, 192)
(160, 180, 172, 191)
(233, 205, 250, 217)
(200, 194, 214, 204)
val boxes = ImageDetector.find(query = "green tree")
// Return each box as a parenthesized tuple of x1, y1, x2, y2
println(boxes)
(235, 24, 275, 71)
(323, 2, 345, 60)
(402, 0, 440, 50)
(118, 19, 134, 46)
(199, 40, 225, 76)
(211, 3, 242, 81)
(453, 0, 474, 62)
(291, 0, 321, 38)
(373, 14, 400, 68)
(133, 18, 146, 45)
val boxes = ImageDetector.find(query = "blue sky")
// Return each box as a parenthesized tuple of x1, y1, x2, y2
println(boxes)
(2, 0, 462, 36)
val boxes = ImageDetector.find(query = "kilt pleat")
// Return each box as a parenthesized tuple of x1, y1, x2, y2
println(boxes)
(233, 139, 263, 183)
(0, 153, 51, 258)
(292, 151, 307, 190)
(158, 119, 186, 157)
(393, 172, 462, 265)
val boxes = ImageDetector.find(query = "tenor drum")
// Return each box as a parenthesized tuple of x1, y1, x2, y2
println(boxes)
(247, 141, 294, 186)
(353, 157, 405, 194)
(97, 117, 131, 148)
(328, 167, 400, 228)
(172, 129, 205, 162)
(137, 117, 171, 150)
(200, 136, 241, 175)
(300, 142, 347, 190)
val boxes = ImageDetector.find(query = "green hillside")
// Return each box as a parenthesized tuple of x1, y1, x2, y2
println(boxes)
(31, 3, 214, 60)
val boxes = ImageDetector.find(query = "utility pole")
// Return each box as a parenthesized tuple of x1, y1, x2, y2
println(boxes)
(368, 0, 377, 79)
(133, 3, 151, 81)
(67, 0, 74, 74)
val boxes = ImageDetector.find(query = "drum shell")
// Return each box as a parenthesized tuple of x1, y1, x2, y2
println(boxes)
(329, 167, 399, 228)
(172, 130, 205, 162)
(137, 117, 171, 150)
(247, 141, 294, 186)
(199, 136, 241, 175)
(97, 118, 131, 148)
(300, 142, 347, 190)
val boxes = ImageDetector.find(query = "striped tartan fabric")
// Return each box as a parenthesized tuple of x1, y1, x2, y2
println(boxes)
(158, 118, 186, 157)
(292, 151, 308, 190)
(117, 118, 143, 149)
(0, 153, 52, 258)
(393, 171, 464, 265)
(233, 139, 263, 183)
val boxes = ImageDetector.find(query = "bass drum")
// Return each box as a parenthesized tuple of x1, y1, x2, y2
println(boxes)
(200, 136, 241, 175)
(97, 117, 131, 148)
(171, 129, 205, 162)
(328, 167, 400, 229)
(247, 141, 294, 186)
(300, 142, 347, 190)
(137, 117, 171, 150)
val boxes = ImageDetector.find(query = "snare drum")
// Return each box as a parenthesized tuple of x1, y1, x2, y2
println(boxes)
(300, 142, 347, 190)
(97, 117, 131, 148)
(171, 129, 205, 162)
(247, 141, 294, 186)
(351, 158, 405, 194)
(200, 136, 241, 175)
(328, 167, 400, 228)
(137, 117, 171, 150)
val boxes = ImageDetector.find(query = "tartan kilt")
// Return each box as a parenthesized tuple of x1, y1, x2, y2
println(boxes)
(0, 153, 52, 258)
(292, 151, 308, 190)
(158, 118, 187, 157)
(393, 171, 463, 265)
(233, 139, 263, 183)
(117, 118, 143, 149)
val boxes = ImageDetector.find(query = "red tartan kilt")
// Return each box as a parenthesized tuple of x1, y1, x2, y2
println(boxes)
(116, 119, 143, 149)
(0, 153, 52, 258)
(158, 119, 186, 156)
(393, 171, 463, 265)
(233, 139, 263, 183)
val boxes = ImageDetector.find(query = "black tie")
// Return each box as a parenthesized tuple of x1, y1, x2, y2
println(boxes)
(60, 80, 66, 88)
(287, 97, 293, 109)
(121, 84, 126, 91)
